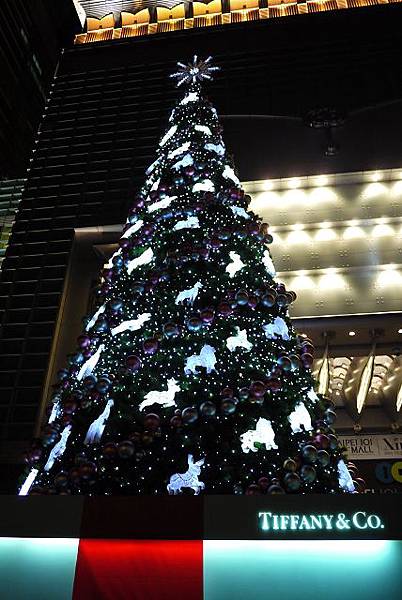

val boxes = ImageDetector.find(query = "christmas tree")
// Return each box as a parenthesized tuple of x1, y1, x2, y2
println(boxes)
(19, 57, 356, 496)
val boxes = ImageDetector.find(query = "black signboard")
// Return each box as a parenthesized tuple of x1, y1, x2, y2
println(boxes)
(0, 495, 400, 540)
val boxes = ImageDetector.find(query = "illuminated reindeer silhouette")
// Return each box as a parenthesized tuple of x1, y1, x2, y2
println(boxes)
(167, 454, 205, 495)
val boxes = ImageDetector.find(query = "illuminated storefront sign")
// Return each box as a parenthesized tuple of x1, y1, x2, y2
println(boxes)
(339, 434, 402, 461)
(258, 511, 385, 532)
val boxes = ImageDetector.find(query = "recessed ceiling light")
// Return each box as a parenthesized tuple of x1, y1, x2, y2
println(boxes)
(288, 178, 301, 189)
(315, 175, 328, 186)
(262, 180, 273, 191)
(348, 331, 356, 337)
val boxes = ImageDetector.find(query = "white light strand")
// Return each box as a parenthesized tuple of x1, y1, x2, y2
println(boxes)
(84, 399, 114, 444)
(205, 142, 225, 156)
(139, 379, 180, 411)
(77, 344, 105, 381)
(111, 313, 151, 337)
(175, 281, 203, 305)
(147, 196, 176, 213)
(173, 216, 200, 231)
(18, 468, 39, 496)
(104, 248, 121, 269)
(263, 317, 290, 340)
(159, 125, 177, 146)
(240, 418, 278, 453)
(44, 425, 72, 472)
(338, 459, 356, 493)
(122, 219, 144, 239)
(288, 403, 313, 433)
(230, 205, 250, 219)
(172, 154, 194, 170)
(226, 251, 245, 278)
(168, 142, 191, 159)
(226, 327, 253, 352)
(86, 304, 106, 331)
(48, 401, 60, 424)
(192, 179, 215, 193)
(126, 247, 154, 275)
(184, 344, 217, 375)
(195, 125, 212, 135)
(145, 157, 161, 175)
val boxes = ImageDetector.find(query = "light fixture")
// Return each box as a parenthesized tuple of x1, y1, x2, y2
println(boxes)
(288, 178, 301, 189)
(398, 329, 402, 334)
(377, 265, 401, 287)
(362, 182, 386, 199)
(317, 339, 330, 396)
(372, 223, 394, 238)
(314, 175, 328, 186)
(356, 346, 376, 414)
(262, 180, 273, 191)
(348, 331, 356, 337)
(397, 383, 402, 412)
(343, 226, 365, 240)
(370, 171, 383, 182)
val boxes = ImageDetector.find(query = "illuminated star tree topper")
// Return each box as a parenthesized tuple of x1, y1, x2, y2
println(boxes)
(170, 55, 220, 87)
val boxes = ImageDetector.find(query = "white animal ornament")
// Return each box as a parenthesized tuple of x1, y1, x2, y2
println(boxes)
(240, 418, 278, 453)
(288, 402, 313, 433)
(77, 344, 105, 381)
(167, 454, 205, 495)
(175, 281, 203, 305)
(111, 313, 151, 337)
(173, 216, 200, 231)
(44, 424, 72, 471)
(226, 251, 245, 278)
(85, 399, 114, 444)
(226, 327, 253, 352)
(139, 378, 180, 411)
(184, 344, 217, 375)
(263, 317, 290, 341)
(263, 250, 276, 277)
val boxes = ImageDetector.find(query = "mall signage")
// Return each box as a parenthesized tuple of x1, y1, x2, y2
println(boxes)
(258, 511, 385, 533)
(339, 434, 402, 460)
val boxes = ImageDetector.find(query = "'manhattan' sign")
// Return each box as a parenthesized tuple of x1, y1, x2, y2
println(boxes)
(258, 511, 385, 532)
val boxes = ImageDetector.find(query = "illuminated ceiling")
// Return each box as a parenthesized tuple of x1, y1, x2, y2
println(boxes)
(75, 0, 401, 45)
(312, 354, 402, 424)
(78, 0, 182, 19)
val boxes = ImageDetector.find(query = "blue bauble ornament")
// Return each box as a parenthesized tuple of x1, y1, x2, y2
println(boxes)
(96, 376, 111, 394)
(95, 318, 109, 333)
(163, 322, 179, 338)
(70, 352, 84, 365)
(109, 298, 123, 311)
(235, 290, 249, 305)
(57, 368, 69, 381)
(113, 256, 123, 268)
(83, 375, 97, 389)
(187, 317, 202, 331)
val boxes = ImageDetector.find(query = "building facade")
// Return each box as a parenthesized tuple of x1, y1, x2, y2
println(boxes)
(0, 0, 81, 179)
